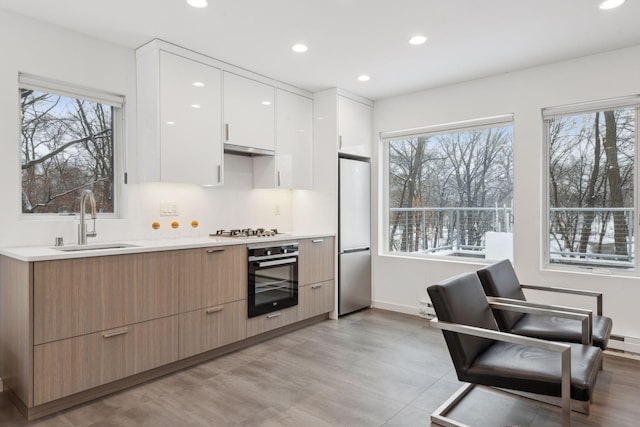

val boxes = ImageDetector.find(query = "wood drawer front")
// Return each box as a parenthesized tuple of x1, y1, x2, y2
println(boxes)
(33, 316, 178, 405)
(246, 306, 298, 337)
(299, 237, 334, 286)
(179, 245, 247, 312)
(33, 252, 180, 344)
(298, 280, 334, 320)
(179, 300, 247, 359)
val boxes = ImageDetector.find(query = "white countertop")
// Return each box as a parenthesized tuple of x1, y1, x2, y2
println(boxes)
(0, 233, 334, 262)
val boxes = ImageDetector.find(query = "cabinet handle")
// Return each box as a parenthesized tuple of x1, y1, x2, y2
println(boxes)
(266, 312, 281, 319)
(206, 248, 225, 254)
(225, 123, 230, 141)
(206, 306, 225, 314)
(311, 284, 323, 290)
(312, 239, 324, 243)
(339, 135, 342, 149)
(217, 165, 221, 183)
(102, 328, 128, 339)
(277, 171, 281, 187)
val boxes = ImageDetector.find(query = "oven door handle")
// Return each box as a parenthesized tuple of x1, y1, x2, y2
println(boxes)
(256, 257, 297, 268)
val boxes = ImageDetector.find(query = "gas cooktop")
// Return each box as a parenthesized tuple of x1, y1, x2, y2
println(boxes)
(210, 228, 281, 238)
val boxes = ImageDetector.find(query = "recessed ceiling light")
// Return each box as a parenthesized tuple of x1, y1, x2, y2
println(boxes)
(261, 101, 272, 106)
(291, 44, 308, 53)
(357, 75, 371, 82)
(191, 104, 201, 109)
(166, 121, 175, 125)
(599, 0, 625, 9)
(192, 81, 205, 87)
(186, 0, 208, 8)
(409, 35, 428, 45)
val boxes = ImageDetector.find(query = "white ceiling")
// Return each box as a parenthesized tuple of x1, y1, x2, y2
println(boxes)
(1, 0, 640, 100)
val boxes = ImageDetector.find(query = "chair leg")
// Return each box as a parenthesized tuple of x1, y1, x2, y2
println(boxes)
(431, 383, 474, 427)
(431, 382, 578, 427)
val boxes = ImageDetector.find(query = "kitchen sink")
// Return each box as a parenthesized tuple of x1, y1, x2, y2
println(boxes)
(53, 243, 139, 252)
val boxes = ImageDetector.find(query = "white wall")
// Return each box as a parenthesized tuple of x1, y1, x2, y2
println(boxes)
(0, 10, 295, 248)
(372, 44, 640, 339)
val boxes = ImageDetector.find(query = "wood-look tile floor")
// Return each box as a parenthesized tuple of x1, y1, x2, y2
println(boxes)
(1, 309, 639, 426)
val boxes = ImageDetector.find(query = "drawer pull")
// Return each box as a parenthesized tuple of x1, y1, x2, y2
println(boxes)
(102, 328, 128, 339)
(206, 249, 225, 254)
(311, 284, 323, 289)
(311, 239, 324, 243)
(206, 306, 225, 314)
(266, 312, 281, 319)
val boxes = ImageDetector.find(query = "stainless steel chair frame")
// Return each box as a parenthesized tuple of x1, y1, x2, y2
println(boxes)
(430, 318, 573, 427)
(520, 284, 603, 316)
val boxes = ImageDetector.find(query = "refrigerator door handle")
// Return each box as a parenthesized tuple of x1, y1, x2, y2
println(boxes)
(340, 247, 370, 254)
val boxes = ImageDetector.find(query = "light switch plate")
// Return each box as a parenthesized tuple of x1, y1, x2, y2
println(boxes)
(160, 201, 178, 216)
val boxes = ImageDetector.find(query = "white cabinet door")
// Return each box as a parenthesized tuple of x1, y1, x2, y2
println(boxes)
(254, 90, 312, 189)
(338, 96, 371, 158)
(223, 72, 275, 152)
(159, 51, 223, 185)
(278, 90, 313, 189)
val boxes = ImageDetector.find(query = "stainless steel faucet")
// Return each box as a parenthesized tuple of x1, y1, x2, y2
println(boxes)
(78, 189, 98, 245)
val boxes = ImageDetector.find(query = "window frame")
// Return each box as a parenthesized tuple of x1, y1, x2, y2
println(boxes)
(381, 114, 514, 262)
(542, 95, 640, 273)
(18, 73, 127, 220)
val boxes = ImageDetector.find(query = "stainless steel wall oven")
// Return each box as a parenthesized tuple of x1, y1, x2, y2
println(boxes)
(248, 242, 299, 318)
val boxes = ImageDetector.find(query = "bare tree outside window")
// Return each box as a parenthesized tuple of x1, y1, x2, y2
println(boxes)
(20, 89, 115, 214)
(547, 107, 635, 268)
(387, 124, 513, 258)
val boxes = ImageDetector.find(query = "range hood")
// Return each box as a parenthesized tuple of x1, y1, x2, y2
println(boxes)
(224, 143, 275, 156)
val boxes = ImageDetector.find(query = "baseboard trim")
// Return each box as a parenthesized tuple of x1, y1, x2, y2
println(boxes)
(372, 300, 419, 316)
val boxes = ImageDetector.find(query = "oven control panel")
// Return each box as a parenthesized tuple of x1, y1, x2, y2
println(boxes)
(248, 242, 299, 260)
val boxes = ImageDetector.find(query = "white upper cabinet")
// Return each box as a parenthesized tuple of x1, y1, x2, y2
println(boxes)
(137, 43, 223, 185)
(338, 95, 372, 158)
(223, 72, 275, 153)
(254, 89, 313, 189)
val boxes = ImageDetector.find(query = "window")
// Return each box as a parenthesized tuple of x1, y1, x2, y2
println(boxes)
(19, 74, 124, 215)
(545, 97, 638, 269)
(383, 115, 514, 260)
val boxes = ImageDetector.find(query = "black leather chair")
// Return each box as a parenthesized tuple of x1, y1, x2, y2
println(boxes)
(477, 259, 613, 350)
(427, 272, 602, 427)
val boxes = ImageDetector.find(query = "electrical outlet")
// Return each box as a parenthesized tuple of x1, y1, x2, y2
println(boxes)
(419, 298, 435, 318)
(160, 201, 178, 216)
(274, 204, 280, 216)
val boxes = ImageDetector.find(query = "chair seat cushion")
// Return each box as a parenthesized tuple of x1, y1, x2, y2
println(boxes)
(511, 314, 613, 349)
(465, 341, 602, 402)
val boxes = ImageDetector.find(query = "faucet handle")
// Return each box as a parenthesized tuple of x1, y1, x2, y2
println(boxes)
(87, 218, 97, 238)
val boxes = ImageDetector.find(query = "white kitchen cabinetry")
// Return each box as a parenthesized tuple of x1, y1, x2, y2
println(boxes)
(137, 42, 223, 185)
(254, 89, 313, 189)
(223, 72, 275, 153)
(338, 95, 372, 158)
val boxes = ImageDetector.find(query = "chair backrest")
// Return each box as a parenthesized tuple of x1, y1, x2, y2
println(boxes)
(476, 259, 526, 331)
(427, 272, 499, 373)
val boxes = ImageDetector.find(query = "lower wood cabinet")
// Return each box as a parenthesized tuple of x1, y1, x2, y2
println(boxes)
(33, 316, 178, 405)
(179, 300, 247, 359)
(0, 234, 335, 419)
(246, 306, 298, 337)
(298, 280, 334, 320)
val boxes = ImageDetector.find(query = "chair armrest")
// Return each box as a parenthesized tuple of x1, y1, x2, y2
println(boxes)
(430, 317, 571, 352)
(430, 318, 572, 426)
(521, 284, 603, 316)
(487, 299, 592, 345)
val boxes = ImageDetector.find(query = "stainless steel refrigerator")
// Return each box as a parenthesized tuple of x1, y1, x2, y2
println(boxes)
(338, 156, 372, 316)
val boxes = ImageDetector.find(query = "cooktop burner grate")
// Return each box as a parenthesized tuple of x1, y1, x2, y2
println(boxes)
(211, 228, 279, 238)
